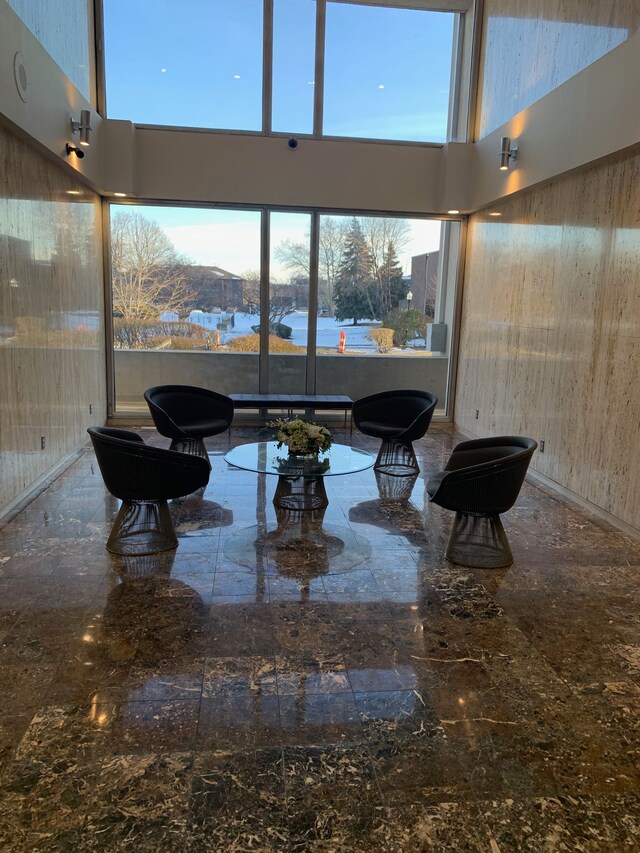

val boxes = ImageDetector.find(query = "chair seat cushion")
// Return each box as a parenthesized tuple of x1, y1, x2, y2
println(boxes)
(178, 418, 229, 438)
(358, 420, 406, 438)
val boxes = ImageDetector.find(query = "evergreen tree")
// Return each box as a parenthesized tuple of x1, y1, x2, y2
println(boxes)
(377, 240, 406, 319)
(333, 219, 377, 324)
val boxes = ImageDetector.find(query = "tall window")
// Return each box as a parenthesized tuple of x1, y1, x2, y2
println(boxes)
(110, 205, 262, 409)
(109, 203, 459, 416)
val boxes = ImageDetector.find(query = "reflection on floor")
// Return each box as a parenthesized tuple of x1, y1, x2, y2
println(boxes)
(0, 426, 639, 851)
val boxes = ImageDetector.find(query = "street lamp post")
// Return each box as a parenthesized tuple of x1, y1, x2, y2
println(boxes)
(406, 290, 412, 310)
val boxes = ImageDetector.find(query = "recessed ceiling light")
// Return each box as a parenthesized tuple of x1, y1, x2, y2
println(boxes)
(447, 209, 460, 215)
(66, 190, 81, 195)
(489, 211, 501, 216)
(161, 68, 167, 73)
(233, 74, 241, 79)
(378, 84, 385, 89)
(113, 192, 127, 197)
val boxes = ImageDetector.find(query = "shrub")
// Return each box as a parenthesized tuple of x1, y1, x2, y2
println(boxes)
(251, 322, 293, 339)
(113, 318, 215, 349)
(369, 327, 394, 354)
(382, 308, 428, 348)
(167, 336, 214, 350)
(227, 334, 304, 354)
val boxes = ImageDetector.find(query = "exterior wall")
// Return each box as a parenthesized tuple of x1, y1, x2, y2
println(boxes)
(114, 351, 449, 413)
(0, 123, 105, 514)
(455, 147, 640, 532)
(476, 1, 640, 139)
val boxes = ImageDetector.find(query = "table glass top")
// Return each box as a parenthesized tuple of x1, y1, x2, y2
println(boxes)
(224, 441, 374, 478)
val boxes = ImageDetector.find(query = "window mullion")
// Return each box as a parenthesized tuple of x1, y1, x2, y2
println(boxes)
(259, 210, 271, 392)
(306, 213, 320, 394)
(313, 1, 326, 137)
(263, 0, 274, 133)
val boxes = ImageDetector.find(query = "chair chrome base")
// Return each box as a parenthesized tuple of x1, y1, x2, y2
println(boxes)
(445, 512, 513, 568)
(106, 499, 178, 555)
(169, 437, 211, 468)
(374, 440, 419, 476)
(273, 475, 328, 511)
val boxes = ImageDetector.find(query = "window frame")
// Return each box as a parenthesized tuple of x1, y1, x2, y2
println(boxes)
(95, 0, 472, 146)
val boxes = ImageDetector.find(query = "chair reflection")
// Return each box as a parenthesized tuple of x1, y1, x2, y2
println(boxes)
(349, 471, 426, 547)
(172, 494, 233, 536)
(102, 552, 208, 667)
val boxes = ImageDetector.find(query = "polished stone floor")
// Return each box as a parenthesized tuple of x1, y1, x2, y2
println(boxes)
(0, 426, 639, 851)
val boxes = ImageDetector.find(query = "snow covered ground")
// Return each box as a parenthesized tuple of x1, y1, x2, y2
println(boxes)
(189, 310, 428, 353)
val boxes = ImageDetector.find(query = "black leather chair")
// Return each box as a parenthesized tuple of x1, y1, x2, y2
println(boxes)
(352, 389, 438, 475)
(144, 385, 234, 466)
(88, 427, 210, 555)
(427, 435, 537, 568)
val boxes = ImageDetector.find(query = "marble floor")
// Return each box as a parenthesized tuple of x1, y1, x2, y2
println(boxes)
(0, 426, 639, 852)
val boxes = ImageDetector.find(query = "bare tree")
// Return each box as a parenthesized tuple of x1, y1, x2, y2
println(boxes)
(239, 269, 261, 314)
(274, 217, 347, 314)
(111, 211, 192, 321)
(239, 270, 294, 326)
(319, 217, 347, 313)
(360, 217, 410, 266)
(359, 217, 410, 317)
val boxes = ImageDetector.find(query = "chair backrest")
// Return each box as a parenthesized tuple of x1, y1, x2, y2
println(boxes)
(353, 389, 438, 440)
(88, 427, 210, 501)
(429, 436, 537, 515)
(144, 385, 234, 437)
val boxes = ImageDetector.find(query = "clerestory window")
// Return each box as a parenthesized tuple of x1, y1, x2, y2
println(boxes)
(102, 0, 463, 144)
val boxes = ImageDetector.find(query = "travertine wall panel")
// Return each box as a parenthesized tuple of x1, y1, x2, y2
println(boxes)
(456, 148, 640, 531)
(5, 0, 94, 101)
(477, 1, 640, 138)
(0, 124, 105, 514)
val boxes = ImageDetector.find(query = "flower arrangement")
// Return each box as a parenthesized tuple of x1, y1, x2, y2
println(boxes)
(270, 418, 333, 456)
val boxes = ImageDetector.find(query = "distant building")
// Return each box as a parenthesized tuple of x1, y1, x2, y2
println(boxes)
(182, 265, 245, 312)
(410, 252, 439, 318)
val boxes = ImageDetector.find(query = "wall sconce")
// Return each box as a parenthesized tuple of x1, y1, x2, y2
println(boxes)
(70, 109, 91, 147)
(499, 136, 518, 170)
(66, 143, 85, 159)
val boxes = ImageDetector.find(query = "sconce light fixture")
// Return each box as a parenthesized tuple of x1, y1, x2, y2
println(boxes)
(499, 136, 518, 170)
(71, 109, 92, 147)
(66, 143, 85, 159)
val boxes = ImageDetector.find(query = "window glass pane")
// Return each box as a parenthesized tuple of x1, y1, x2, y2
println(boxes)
(316, 215, 453, 413)
(103, 0, 263, 130)
(324, 3, 454, 142)
(111, 205, 262, 411)
(272, 0, 316, 134)
(7, 0, 92, 100)
(269, 212, 311, 393)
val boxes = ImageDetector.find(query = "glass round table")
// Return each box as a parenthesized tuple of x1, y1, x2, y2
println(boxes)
(224, 441, 374, 510)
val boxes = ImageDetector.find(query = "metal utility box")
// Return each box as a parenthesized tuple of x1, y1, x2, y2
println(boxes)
(425, 323, 447, 352)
